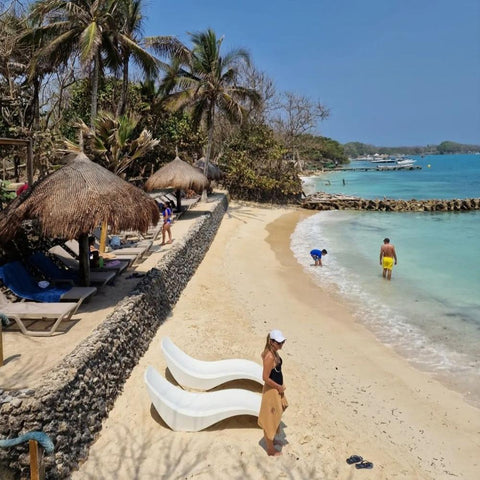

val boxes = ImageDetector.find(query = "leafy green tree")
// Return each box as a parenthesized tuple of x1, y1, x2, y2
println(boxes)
(28, 0, 122, 126)
(160, 28, 261, 198)
(220, 123, 302, 203)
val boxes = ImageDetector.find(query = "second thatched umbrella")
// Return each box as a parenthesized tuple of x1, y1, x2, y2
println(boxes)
(144, 156, 209, 211)
(194, 157, 224, 181)
(0, 152, 160, 286)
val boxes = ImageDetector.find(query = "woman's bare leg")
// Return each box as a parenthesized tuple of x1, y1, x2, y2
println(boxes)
(264, 434, 282, 456)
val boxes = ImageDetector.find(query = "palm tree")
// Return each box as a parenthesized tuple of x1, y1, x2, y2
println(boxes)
(160, 28, 261, 199)
(28, 0, 121, 126)
(112, 0, 154, 115)
(65, 111, 159, 176)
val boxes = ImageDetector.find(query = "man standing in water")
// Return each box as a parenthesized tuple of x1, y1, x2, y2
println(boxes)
(380, 238, 397, 280)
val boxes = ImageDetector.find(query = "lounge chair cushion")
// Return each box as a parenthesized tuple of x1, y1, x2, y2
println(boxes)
(0, 261, 96, 302)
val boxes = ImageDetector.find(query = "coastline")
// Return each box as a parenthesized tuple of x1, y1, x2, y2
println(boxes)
(73, 203, 480, 480)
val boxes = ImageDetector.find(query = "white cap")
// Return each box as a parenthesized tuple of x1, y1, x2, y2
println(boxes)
(270, 329, 286, 343)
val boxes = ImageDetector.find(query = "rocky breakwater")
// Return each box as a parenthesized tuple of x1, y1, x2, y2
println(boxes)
(302, 193, 480, 212)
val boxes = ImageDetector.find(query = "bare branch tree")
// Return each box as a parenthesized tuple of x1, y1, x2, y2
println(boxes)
(270, 91, 330, 167)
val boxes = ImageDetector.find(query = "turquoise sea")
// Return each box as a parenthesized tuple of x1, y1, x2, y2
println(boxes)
(291, 154, 480, 406)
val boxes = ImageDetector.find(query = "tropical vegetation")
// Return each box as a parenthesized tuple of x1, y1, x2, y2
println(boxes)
(0, 0, 339, 204)
(344, 141, 480, 158)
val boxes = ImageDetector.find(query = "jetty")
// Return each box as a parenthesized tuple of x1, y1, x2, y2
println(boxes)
(302, 192, 480, 212)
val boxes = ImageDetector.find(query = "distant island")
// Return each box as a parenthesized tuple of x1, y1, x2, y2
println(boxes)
(343, 140, 480, 158)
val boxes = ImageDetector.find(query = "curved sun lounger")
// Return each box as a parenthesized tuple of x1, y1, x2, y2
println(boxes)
(161, 337, 263, 390)
(145, 365, 261, 432)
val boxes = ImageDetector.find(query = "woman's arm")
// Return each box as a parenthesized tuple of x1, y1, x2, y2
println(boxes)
(262, 352, 285, 393)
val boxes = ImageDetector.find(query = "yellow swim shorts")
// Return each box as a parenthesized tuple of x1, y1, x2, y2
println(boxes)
(382, 257, 394, 270)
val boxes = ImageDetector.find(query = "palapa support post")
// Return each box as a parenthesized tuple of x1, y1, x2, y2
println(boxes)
(0, 322, 3, 367)
(175, 189, 182, 212)
(99, 220, 108, 253)
(29, 439, 46, 480)
(78, 233, 91, 287)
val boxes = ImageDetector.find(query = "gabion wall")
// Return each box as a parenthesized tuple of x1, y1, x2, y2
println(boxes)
(0, 194, 228, 479)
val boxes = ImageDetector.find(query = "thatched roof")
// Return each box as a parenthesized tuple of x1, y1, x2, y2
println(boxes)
(0, 152, 160, 243)
(144, 156, 209, 193)
(194, 158, 224, 181)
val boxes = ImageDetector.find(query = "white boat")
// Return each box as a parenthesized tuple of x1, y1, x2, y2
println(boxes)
(396, 158, 416, 166)
(371, 158, 396, 164)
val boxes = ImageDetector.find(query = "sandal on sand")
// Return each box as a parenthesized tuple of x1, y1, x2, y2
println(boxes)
(355, 461, 374, 469)
(346, 455, 363, 464)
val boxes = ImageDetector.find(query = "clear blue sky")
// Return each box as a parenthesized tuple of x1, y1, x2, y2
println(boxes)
(143, 0, 480, 147)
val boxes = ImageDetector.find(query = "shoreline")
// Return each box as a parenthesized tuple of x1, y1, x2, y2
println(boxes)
(72, 202, 479, 480)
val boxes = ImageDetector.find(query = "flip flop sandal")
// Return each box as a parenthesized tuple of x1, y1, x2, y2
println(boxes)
(355, 461, 374, 469)
(346, 455, 363, 464)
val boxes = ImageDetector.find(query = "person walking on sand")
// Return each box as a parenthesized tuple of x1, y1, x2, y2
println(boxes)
(258, 329, 288, 456)
(310, 248, 327, 266)
(380, 237, 397, 280)
(160, 202, 173, 245)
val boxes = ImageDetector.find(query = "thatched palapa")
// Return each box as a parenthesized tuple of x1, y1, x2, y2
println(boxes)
(0, 152, 160, 242)
(0, 152, 160, 286)
(144, 156, 208, 193)
(144, 156, 209, 210)
(194, 157, 224, 181)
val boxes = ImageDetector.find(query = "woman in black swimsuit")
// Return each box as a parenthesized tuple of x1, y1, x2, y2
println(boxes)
(258, 329, 288, 456)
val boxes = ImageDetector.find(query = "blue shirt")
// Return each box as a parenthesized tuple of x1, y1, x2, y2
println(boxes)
(310, 249, 323, 257)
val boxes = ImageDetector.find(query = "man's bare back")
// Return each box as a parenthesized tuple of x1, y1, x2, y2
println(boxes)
(380, 238, 397, 280)
(380, 243, 396, 258)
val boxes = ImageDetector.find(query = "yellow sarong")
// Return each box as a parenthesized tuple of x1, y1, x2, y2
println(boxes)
(382, 256, 394, 270)
(258, 385, 287, 440)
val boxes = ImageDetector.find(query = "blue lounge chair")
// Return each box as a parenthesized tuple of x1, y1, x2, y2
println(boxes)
(29, 252, 116, 288)
(0, 261, 96, 304)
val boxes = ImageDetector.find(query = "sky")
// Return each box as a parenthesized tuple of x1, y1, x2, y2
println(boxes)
(143, 0, 480, 147)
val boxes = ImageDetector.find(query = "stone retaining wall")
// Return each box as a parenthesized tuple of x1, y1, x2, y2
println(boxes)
(0, 194, 229, 479)
(302, 193, 480, 212)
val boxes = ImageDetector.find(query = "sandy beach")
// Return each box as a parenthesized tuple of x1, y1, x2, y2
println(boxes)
(72, 203, 480, 480)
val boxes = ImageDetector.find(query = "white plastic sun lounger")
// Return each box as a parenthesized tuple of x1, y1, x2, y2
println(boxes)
(0, 291, 78, 337)
(161, 337, 263, 390)
(144, 365, 261, 432)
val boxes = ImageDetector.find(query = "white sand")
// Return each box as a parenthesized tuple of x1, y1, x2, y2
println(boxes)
(64, 203, 479, 479)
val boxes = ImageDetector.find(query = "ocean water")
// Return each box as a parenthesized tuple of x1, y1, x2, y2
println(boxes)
(292, 154, 480, 405)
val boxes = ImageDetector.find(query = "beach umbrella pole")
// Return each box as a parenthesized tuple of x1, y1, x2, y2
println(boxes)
(78, 233, 91, 287)
(99, 220, 108, 253)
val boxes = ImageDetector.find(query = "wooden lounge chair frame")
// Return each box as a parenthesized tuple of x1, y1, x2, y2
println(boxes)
(144, 365, 261, 432)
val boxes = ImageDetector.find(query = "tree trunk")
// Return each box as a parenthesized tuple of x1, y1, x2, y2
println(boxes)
(118, 55, 129, 116)
(202, 106, 215, 202)
(90, 53, 100, 128)
(78, 233, 91, 287)
(32, 76, 40, 130)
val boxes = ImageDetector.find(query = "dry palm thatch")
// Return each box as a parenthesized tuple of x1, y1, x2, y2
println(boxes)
(0, 152, 160, 243)
(194, 157, 224, 181)
(144, 156, 209, 193)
